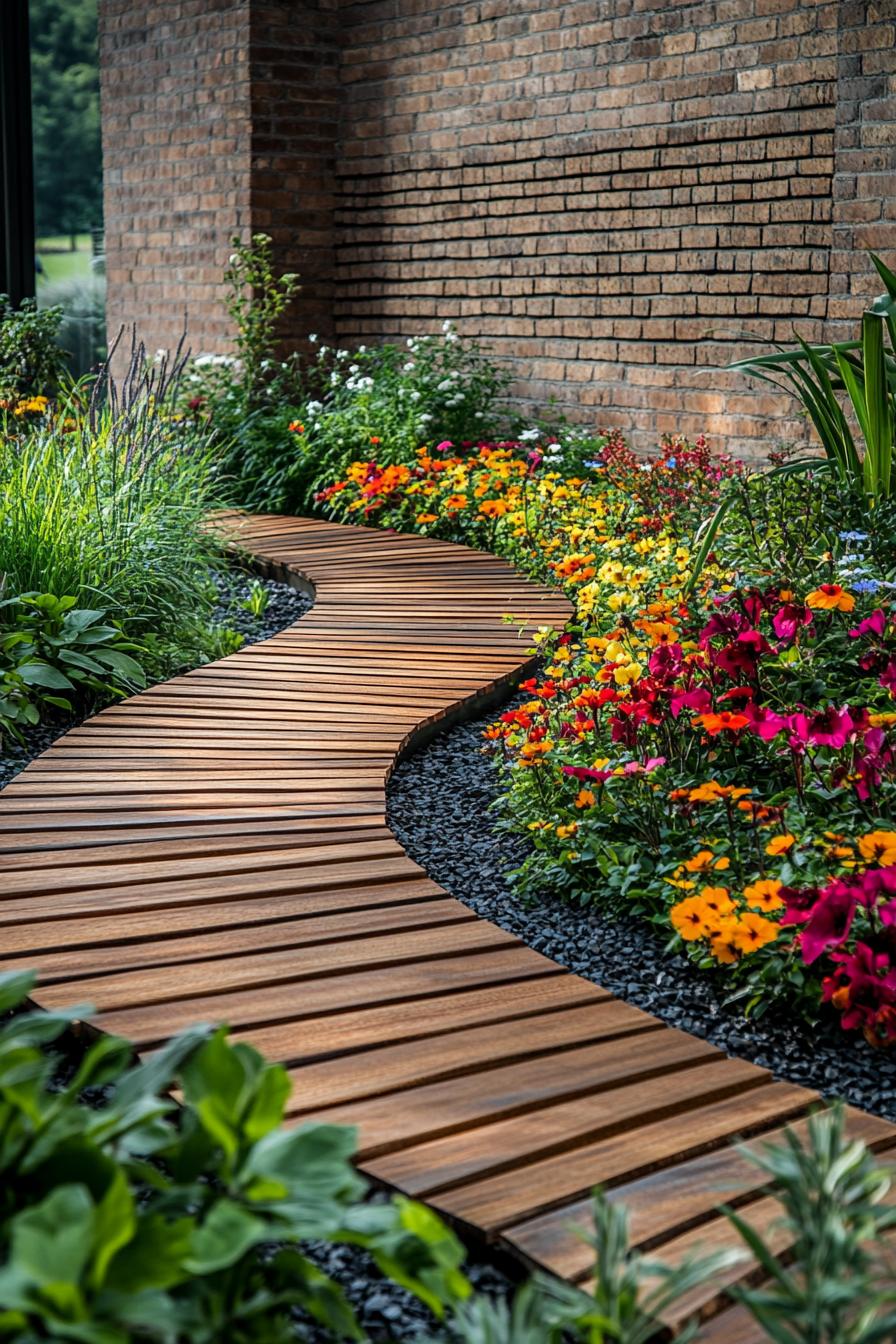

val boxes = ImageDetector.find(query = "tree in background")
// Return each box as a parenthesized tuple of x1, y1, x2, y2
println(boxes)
(30, 0, 102, 247)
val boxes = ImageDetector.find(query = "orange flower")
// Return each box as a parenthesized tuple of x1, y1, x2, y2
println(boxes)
(709, 920, 741, 963)
(743, 878, 785, 912)
(805, 584, 855, 612)
(766, 834, 795, 856)
(729, 912, 780, 953)
(858, 831, 896, 866)
(670, 896, 713, 941)
(699, 885, 735, 918)
(574, 788, 597, 809)
(688, 781, 751, 804)
(693, 710, 750, 736)
(479, 498, 508, 518)
(370, 436, 381, 444)
(415, 513, 438, 525)
(288, 420, 305, 433)
(445, 494, 468, 511)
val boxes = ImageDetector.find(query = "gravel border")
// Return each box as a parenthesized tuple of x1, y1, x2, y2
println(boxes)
(387, 692, 896, 1123)
(0, 570, 312, 791)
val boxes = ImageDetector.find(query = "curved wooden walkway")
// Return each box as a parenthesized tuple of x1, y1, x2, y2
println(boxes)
(1, 513, 892, 1340)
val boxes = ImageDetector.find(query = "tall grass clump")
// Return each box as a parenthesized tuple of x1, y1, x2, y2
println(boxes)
(0, 335, 227, 676)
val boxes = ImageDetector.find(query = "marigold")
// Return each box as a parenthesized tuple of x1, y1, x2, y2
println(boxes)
(805, 583, 855, 613)
(766, 834, 795, 856)
(858, 830, 896, 866)
(743, 878, 785, 912)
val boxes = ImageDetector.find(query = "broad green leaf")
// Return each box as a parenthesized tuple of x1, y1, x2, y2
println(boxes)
(11, 1184, 95, 1286)
(16, 661, 74, 691)
(185, 1198, 268, 1274)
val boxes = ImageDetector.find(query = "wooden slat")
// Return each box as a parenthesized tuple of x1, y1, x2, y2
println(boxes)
(0, 511, 885, 1337)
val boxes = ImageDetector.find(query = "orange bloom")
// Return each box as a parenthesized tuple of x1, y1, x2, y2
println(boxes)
(805, 584, 855, 612)
(699, 885, 735, 918)
(729, 912, 780, 953)
(370, 436, 381, 444)
(670, 896, 713, 941)
(709, 920, 741, 964)
(688, 781, 751, 804)
(479, 498, 508, 519)
(766, 834, 795, 856)
(445, 494, 468, 511)
(415, 513, 438, 525)
(693, 710, 750, 736)
(743, 878, 785, 912)
(574, 788, 597, 809)
(858, 830, 896, 866)
(288, 420, 305, 433)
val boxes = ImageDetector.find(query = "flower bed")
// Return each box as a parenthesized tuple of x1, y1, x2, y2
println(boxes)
(321, 435, 896, 1048)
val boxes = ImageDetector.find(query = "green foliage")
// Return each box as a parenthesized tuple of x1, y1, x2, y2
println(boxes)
(0, 343, 229, 690)
(0, 592, 145, 741)
(223, 233, 301, 407)
(0, 971, 472, 1343)
(240, 579, 270, 619)
(436, 1188, 742, 1344)
(29, 0, 103, 243)
(727, 1106, 896, 1344)
(730, 254, 896, 503)
(0, 297, 68, 400)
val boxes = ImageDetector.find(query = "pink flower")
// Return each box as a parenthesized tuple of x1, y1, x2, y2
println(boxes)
(880, 659, 896, 696)
(797, 882, 859, 964)
(772, 602, 813, 643)
(561, 765, 611, 784)
(849, 609, 887, 639)
(806, 706, 855, 750)
(745, 704, 789, 741)
(434, 440, 453, 453)
(670, 687, 712, 718)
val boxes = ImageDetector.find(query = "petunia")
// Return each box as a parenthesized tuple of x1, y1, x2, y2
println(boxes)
(772, 601, 813, 643)
(798, 882, 858, 963)
(848, 609, 887, 639)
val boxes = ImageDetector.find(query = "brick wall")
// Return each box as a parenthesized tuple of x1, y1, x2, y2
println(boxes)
(99, 0, 896, 459)
(99, 0, 253, 356)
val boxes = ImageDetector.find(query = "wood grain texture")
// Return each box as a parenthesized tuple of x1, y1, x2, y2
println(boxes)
(0, 512, 884, 1339)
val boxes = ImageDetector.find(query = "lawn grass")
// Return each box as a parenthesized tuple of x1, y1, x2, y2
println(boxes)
(36, 234, 93, 287)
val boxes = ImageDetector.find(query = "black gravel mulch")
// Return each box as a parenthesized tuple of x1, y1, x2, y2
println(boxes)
(387, 693, 896, 1124)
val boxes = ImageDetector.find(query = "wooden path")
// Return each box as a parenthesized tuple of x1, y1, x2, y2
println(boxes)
(1, 513, 892, 1340)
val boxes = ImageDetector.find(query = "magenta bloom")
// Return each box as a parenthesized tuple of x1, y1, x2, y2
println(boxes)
(745, 704, 789, 741)
(880, 659, 896, 695)
(434, 440, 453, 453)
(806, 705, 855, 750)
(772, 602, 813, 643)
(561, 765, 611, 784)
(797, 882, 858, 964)
(848, 609, 886, 639)
(669, 686, 712, 719)
(648, 642, 683, 680)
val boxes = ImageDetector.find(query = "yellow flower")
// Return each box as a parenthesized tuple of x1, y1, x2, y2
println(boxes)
(858, 831, 896, 866)
(556, 822, 578, 839)
(765, 834, 795, 856)
(613, 662, 642, 686)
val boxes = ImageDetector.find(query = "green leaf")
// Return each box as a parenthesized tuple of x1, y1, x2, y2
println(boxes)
(89, 1169, 136, 1290)
(11, 1184, 95, 1286)
(16, 660, 75, 690)
(91, 649, 145, 683)
(185, 1199, 268, 1274)
(0, 969, 36, 1015)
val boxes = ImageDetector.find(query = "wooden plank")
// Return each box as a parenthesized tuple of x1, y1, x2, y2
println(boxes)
(0, 510, 884, 1332)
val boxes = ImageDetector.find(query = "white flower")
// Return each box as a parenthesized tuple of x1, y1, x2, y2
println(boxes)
(442, 319, 453, 333)
(475, 412, 484, 418)
(403, 362, 415, 373)
(410, 390, 421, 401)
(336, 349, 349, 359)
(228, 253, 239, 265)
(419, 413, 432, 423)
(445, 332, 459, 343)
(406, 338, 415, 348)
(306, 400, 323, 414)
(349, 364, 360, 374)
(358, 344, 366, 353)
(329, 371, 341, 386)
(437, 379, 453, 391)
(308, 333, 319, 343)
(519, 428, 540, 442)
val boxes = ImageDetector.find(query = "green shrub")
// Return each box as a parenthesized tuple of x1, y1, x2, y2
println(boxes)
(0, 592, 145, 742)
(0, 970, 471, 1343)
(0, 341, 230, 685)
(0, 296, 68, 401)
